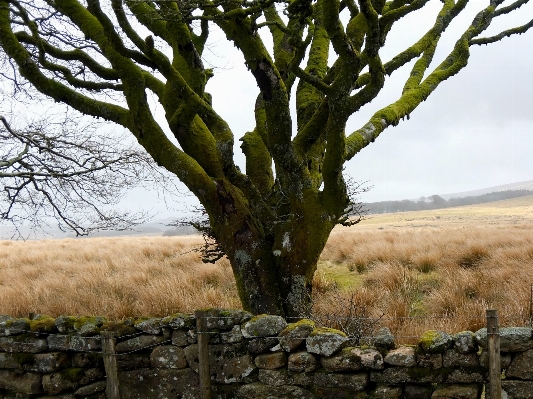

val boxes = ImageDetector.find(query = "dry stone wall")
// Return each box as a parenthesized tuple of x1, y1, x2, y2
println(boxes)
(1, 311, 533, 398)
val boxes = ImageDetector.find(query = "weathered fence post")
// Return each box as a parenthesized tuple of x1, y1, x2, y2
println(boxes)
(486, 309, 502, 399)
(195, 310, 212, 399)
(101, 332, 120, 399)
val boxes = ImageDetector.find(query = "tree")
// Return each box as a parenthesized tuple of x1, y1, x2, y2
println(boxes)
(0, 113, 158, 237)
(0, 0, 530, 317)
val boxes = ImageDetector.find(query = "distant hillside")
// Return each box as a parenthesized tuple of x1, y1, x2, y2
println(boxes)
(364, 188, 533, 214)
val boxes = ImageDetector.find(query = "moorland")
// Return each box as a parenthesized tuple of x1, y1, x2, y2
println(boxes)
(2, 194, 533, 343)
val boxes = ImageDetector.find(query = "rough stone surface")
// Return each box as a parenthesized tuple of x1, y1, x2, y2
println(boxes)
(73, 380, 106, 396)
(404, 384, 433, 399)
(134, 318, 162, 335)
(430, 384, 480, 399)
(384, 346, 416, 367)
(445, 369, 483, 383)
(184, 343, 256, 383)
(236, 382, 316, 399)
(25, 352, 71, 373)
(171, 329, 189, 346)
(313, 372, 368, 390)
(241, 315, 287, 338)
(116, 353, 151, 371)
(352, 347, 384, 370)
(475, 327, 533, 351)
(0, 370, 43, 394)
(221, 325, 243, 344)
(72, 352, 103, 369)
(42, 368, 104, 395)
(288, 351, 320, 373)
(47, 335, 101, 352)
(279, 320, 315, 352)
(419, 330, 453, 353)
(501, 380, 533, 399)
(320, 347, 362, 372)
(443, 350, 479, 368)
(247, 338, 278, 354)
(254, 352, 287, 369)
(258, 369, 291, 386)
(417, 353, 443, 369)
(453, 331, 477, 354)
(0, 335, 48, 353)
(479, 350, 512, 369)
(373, 327, 396, 350)
(306, 328, 348, 357)
(371, 367, 443, 384)
(114, 335, 167, 353)
(160, 314, 195, 330)
(201, 309, 252, 330)
(150, 345, 187, 369)
(507, 348, 533, 379)
(118, 368, 200, 399)
(371, 385, 403, 399)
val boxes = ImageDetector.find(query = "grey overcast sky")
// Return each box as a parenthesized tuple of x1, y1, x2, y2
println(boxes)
(202, 0, 533, 204)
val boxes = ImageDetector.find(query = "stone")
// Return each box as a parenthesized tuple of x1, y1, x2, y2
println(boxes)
(0, 334, 48, 353)
(150, 345, 187, 369)
(313, 372, 368, 390)
(0, 370, 43, 394)
(55, 317, 78, 334)
(171, 329, 189, 346)
(221, 325, 243, 343)
(501, 380, 533, 399)
(47, 335, 101, 352)
(134, 318, 162, 335)
(373, 327, 396, 350)
(73, 380, 106, 396)
(417, 353, 443, 369)
(247, 337, 279, 354)
(445, 369, 483, 383)
(507, 348, 533, 379)
(404, 384, 433, 399)
(479, 350, 512, 369)
(288, 351, 320, 372)
(4, 319, 30, 335)
(431, 384, 480, 399)
(241, 315, 287, 338)
(371, 367, 443, 384)
(306, 328, 348, 357)
(419, 330, 453, 353)
(161, 313, 195, 330)
(236, 382, 316, 399)
(279, 319, 315, 352)
(72, 353, 103, 369)
(184, 343, 256, 383)
(22, 352, 71, 373)
(371, 385, 403, 399)
(443, 350, 479, 368)
(384, 346, 416, 367)
(320, 347, 363, 372)
(453, 331, 477, 354)
(201, 309, 252, 330)
(353, 347, 384, 370)
(475, 327, 533, 352)
(43, 368, 83, 395)
(114, 334, 167, 353)
(258, 369, 292, 386)
(116, 353, 151, 371)
(118, 368, 199, 399)
(254, 352, 287, 369)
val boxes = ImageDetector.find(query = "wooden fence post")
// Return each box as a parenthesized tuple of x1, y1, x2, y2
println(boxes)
(195, 310, 212, 399)
(486, 309, 502, 399)
(101, 332, 120, 399)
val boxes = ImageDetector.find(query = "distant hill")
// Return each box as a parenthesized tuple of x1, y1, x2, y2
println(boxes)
(438, 180, 533, 200)
(364, 181, 533, 215)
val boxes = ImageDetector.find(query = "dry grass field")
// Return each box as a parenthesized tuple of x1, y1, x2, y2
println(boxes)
(2, 195, 533, 343)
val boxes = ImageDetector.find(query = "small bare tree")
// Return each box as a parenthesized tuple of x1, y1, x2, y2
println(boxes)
(0, 113, 162, 237)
